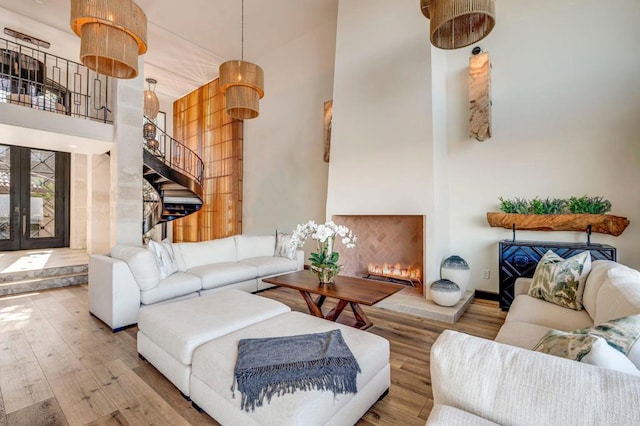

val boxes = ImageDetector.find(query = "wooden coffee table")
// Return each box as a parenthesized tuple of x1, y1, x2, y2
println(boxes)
(262, 270, 404, 330)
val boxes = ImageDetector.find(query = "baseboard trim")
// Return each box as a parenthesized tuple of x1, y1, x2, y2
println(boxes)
(474, 290, 499, 301)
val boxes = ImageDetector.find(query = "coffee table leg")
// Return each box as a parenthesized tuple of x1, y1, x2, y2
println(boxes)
(350, 302, 373, 330)
(325, 299, 349, 322)
(315, 295, 326, 308)
(299, 291, 324, 318)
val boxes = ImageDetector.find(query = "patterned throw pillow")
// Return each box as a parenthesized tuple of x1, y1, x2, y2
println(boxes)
(147, 239, 179, 279)
(579, 314, 640, 369)
(533, 329, 640, 376)
(275, 232, 297, 260)
(528, 250, 592, 310)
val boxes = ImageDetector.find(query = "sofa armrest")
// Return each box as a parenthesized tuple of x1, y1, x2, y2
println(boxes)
(430, 330, 640, 426)
(514, 277, 532, 297)
(89, 254, 141, 331)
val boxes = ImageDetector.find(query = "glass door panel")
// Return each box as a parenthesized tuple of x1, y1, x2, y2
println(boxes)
(0, 146, 11, 241)
(0, 144, 69, 251)
(29, 149, 57, 239)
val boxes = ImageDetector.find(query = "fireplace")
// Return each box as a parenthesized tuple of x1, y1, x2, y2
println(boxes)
(332, 215, 425, 296)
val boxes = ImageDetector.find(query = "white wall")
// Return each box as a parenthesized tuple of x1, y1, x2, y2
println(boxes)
(327, 0, 640, 294)
(242, 2, 339, 242)
(327, 0, 443, 286)
(444, 0, 640, 291)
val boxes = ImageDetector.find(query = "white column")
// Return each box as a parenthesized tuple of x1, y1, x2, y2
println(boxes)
(87, 153, 111, 254)
(69, 153, 87, 249)
(110, 58, 144, 247)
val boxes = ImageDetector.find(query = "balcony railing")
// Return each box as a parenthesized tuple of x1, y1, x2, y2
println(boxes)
(0, 36, 113, 123)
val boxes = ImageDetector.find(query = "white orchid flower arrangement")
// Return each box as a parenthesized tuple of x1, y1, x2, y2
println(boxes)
(291, 220, 357, 280)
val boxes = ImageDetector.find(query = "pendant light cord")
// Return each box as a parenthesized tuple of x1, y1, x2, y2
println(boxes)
(241, 0, 244, 60)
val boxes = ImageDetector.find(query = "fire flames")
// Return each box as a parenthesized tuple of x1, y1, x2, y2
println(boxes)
(367, 263, 421, 280)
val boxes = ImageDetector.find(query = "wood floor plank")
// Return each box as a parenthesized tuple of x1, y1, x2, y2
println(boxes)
(0, 391, 6, 426)
(132, 364, 218, 426)
(48, 370, 116, 426)
(0, 328, 53, 414)
(91, 359, 190, 426)
(85, 410, 130, 426)
(5, 397, 68, 426)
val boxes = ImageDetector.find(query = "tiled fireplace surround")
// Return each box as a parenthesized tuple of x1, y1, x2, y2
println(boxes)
(332, 215, 425, 295)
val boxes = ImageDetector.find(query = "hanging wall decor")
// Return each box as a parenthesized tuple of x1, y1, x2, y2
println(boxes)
(469, 50, 491, 141)
(323, 100, 333, 162)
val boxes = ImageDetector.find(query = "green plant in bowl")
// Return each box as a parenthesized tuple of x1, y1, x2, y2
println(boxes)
(529, 197, 565, 214)
(567, 196, 612, 214)
(499, 197, 529, 214)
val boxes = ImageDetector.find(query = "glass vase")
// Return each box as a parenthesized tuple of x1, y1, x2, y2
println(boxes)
(312, 265, 340, 284)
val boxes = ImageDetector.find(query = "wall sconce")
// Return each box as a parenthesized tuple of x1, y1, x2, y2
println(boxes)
(469, 47, 491, 141)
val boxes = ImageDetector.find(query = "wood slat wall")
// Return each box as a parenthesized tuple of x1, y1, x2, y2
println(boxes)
(173, 79, 243, 242)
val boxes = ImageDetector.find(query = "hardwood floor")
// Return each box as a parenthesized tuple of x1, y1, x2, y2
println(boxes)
(0, 285, 506, 425)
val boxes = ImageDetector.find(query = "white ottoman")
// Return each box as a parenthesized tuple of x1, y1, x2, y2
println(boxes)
(137, 289, 291, 397)
(190, 311, 390, 426)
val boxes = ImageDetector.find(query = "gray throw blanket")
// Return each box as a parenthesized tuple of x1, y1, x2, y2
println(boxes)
(232, 329, 361, 412)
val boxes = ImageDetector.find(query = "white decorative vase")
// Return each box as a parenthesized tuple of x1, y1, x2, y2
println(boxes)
(429, 279, 461, 307)
(441, 255, 470, 300)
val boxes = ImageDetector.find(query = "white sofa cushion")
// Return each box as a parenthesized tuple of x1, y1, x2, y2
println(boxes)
(594, 265, 640, 324)
(111, 245, 160, 291)
(173, 237, 237, 271)
(235, 235, 275, 260)
(506, 294, 593, 331)
(494, 321, 551, 350)
(239, 256, 298, 277)
(140, 272, 202, 305)
(188, 262, 258, 290)
(582, 260, 619, 319)
(427, 404, 500, 426)
(138, 290, 291, 364)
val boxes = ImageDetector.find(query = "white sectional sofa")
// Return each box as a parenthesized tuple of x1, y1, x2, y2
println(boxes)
(89, 234, 304, 331)
(427, 259, 640, 425)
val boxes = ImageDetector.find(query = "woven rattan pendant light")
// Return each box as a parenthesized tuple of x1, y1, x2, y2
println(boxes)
(421, 0, 496, 50)
(219, 0, 264, 119)
(143, 78, 160, 119)
(70, 0, 147, 79)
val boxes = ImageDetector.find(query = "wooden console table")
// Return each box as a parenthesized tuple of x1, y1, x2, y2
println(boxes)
(498, 240, 616, 311)
(262, 270, 403, 330)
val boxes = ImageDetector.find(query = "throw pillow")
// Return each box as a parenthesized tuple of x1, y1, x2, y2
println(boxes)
(533, 329, 640, 376)
(580, 314, 640, 370)
(528, 250, 592, 310)
(275, 232, 296, 260)
(147, 239, 179, 280)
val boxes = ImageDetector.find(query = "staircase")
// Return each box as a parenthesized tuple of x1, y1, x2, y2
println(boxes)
(142, 117, 204, 234)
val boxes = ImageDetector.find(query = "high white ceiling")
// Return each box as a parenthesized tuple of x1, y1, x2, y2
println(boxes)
(0, 0, 338, 99)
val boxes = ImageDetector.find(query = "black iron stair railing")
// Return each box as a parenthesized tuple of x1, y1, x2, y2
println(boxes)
(142, 116, 204, 234)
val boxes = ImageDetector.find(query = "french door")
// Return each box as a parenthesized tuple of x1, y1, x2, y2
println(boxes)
(0, 145, 70, 250)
